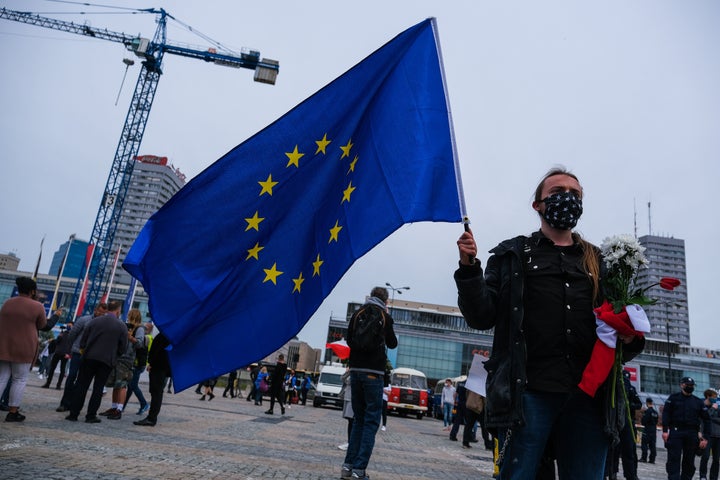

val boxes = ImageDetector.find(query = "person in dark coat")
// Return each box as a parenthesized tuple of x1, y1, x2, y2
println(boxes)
(265, 354, 287, 415)
(639, 397, 659, 463)
(42, 325, 73, 390)
(662, 377, 711, 480)
(455, 168, 644, 479)
(134, 331, 171, 427)
(65, 300, 128, 423)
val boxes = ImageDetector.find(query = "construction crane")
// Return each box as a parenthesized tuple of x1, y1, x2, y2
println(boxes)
(0, 7, 279, 317)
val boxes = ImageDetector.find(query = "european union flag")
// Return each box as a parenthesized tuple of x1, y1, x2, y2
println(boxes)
(123, 18, 465, 391)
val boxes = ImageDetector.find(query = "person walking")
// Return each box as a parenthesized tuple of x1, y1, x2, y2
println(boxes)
(65, 300, 128, 423)
(254, 366, 268, 405)
(0, 276, 61, 422)
(300, 374, 313, 406)
(699, 389, 720, 480)
(42, 324, 72, 390)
(340, 286, 398, 480)
(223, 369, 237, 398)
(338, 367, 353, 451)
(36, 337, 51, 379)
(134, 331, 172, 427)
(455, 167, 645, 479)
(440, 378, 456, 430)
(662, 377, 711, 480)
(639, 397, 659, 464)
(246, 364, 259, 402)
(381, 383, 390, 432)
(265, 354, 287, 415)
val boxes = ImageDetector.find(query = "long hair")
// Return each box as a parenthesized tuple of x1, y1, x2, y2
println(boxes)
(127, 308, 143, 328)
(534, 167, 600, 304)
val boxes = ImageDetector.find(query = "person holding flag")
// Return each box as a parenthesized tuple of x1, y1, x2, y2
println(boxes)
(455, 167, 644, 479)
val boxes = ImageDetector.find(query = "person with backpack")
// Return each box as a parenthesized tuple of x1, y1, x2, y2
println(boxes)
(340, 286, 397, 480)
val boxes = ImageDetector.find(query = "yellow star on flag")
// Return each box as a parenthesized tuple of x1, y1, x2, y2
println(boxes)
(292, 272, 305, 293)
(341, 181, 356, 204)
(329, 220, 343, 243)
(312, 254, 324, 277)
(340, 139, 353, 159)
(258, 174, 278, 196)
(246, 242, 264, 260)
(348, 155, 359, 174)
(263, 262, 283, 285)
(315, 134, 331, 155)
(245, 211, 265, 232)
(285, 145, 305, 168)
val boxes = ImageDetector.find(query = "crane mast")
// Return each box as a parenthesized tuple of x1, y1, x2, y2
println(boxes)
(0, 7, 279, 317)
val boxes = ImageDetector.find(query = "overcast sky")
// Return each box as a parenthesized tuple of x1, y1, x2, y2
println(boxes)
(1, 0, 718, 351)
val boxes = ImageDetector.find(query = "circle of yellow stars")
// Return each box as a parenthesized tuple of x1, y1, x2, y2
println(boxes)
(243, 134, 358, 294)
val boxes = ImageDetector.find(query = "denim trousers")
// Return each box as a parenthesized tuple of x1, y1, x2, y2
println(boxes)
(344, 371, 384, 472)
(125, 365, 148, 408)
(499, 390, 608, 480)
(443, 402, 454, 427)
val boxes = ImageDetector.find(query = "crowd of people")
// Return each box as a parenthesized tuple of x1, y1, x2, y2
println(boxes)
(0, 282, 171, 428)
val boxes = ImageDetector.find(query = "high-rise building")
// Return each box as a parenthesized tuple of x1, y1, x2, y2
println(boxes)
(636, 235, 690, 345)
(111, 155, 186, 286)
(0, 252, 20, 271)
(48, 238, 90, 279)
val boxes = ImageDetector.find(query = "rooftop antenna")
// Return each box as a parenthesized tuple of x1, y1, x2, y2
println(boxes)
(633, 198, 637, 238)
(647, 200, 652, 236)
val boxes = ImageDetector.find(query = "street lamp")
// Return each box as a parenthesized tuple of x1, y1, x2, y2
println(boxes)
(664, 301, 672, 394)
(385, 282, 410, 307)
(662, 300, 686, 394)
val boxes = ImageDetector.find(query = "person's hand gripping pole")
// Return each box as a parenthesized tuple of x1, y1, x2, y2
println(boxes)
(457, 216, 477, 265)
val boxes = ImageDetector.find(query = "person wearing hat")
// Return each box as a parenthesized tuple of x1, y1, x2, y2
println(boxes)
(640, 397, 659, 463)
(662, 377, 712, 480)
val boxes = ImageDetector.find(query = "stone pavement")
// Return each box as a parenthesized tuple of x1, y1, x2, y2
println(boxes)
(1, 374, 672, 479)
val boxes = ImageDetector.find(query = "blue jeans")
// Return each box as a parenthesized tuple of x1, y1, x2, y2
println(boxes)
(499, 390, 608, 480)
(344, 371, 383, 472)
(443, 402, 454, 427)
(125, 365, 148, 409)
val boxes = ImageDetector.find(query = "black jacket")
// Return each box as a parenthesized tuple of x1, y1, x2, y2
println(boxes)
(347, 298, 398, 374)
(147, 332, 171, 376)
(454, 234, 644, 443)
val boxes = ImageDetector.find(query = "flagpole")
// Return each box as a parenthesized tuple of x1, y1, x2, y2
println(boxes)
(429, 17, 467, 221)
(50, 234, 75, 313)
(102, 244, 122, 303)
(33, 235, 45, 280)
(74, 244, 95, 319)
(122, 277, 137, 321)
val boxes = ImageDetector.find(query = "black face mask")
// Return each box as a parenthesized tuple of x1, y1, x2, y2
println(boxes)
(540, 191, 583, 230)
(682, 385, 695, 394)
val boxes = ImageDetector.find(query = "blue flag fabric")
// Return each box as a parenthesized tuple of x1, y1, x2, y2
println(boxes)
(123, 18, 464, 391)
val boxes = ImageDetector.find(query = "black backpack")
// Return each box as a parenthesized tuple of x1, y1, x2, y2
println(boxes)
(348, 304, 386, 352)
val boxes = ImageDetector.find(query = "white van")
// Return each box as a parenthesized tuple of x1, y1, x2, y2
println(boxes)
(312, 363, 346, 408)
